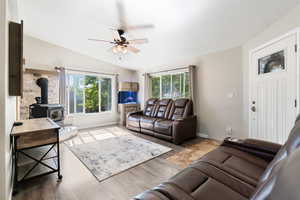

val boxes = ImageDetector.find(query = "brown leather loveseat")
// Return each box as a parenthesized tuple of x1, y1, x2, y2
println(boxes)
(126, 98, 197, 144)
(133, 116, 300, 200)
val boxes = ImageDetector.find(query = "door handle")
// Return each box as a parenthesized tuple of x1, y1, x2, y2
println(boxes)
(251, 106, 256, 112)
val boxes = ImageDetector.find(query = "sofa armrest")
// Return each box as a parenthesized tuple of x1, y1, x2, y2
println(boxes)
(242, 138, 281, 153)
(173, 115, 196, 122)
(222, 137, 282, 161)
(127, 110, 143, 118)
(172, 115, 197, 144)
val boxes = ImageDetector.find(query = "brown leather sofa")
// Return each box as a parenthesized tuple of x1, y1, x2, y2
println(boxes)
(126, 98, 197, 144)
(133, 117, 300, 200)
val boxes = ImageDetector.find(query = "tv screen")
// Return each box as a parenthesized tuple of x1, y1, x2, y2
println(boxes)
(118, 91, 138, 104)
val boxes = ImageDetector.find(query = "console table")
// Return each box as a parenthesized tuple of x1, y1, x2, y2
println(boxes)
(11, 118, 62, 193)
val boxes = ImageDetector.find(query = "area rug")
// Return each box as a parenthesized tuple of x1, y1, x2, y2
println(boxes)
(166, 139, 219, 168)
(66, 134, 172, 182)
(59, 126, 78, 142)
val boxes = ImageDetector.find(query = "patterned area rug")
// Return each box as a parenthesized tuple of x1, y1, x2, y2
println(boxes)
(65, 127, 171, 182)
(166, 139, 219, 168)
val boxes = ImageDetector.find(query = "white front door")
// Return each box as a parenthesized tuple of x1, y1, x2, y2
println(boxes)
(249, 33, 298, 144)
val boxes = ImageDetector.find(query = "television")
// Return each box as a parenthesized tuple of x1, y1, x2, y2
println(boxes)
(118, 91, 138, 104)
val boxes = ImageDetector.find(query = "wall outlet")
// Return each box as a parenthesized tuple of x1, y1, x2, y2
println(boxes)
(226, 126, 233, 137)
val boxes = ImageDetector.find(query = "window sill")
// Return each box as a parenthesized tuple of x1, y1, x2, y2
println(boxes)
(67, 111, 115, 117)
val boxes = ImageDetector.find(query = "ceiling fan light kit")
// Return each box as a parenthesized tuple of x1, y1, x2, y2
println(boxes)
(112, 45, 128, 54)
(122, 47, 127, 54)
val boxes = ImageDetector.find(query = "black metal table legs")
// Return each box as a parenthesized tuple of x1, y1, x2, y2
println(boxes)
(12, 129, 62, 195)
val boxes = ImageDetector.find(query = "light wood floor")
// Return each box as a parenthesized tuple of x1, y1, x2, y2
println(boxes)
(13, 126, 210, 200)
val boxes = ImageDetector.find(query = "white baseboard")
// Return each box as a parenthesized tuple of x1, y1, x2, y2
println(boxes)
(197, 132, 209, 138)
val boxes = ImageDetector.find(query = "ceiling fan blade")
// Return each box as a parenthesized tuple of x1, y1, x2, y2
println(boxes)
(127, 46, 140, 53)
(126, 24, 154, 31)
(88, 39, 115, 44)
(128, 38, 148, 44)
(116, 1, 128, 31)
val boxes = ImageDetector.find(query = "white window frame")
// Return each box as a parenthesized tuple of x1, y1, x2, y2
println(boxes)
(66, 71, 114, 116)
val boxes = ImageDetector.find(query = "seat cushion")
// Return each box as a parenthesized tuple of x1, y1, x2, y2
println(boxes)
(154, 164, 251, 200)
(127, 115, 141, 128)
(195, 146, 269, 187)
(154, 119, 173, 136)
(140, 116, 157, 130)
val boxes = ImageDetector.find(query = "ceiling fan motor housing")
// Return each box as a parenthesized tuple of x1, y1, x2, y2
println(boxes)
(117, 29, 125, 36)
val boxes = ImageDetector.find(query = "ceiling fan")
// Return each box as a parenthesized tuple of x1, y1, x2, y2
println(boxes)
(88, 1, 154, 54)
(89, 29, 148, 54)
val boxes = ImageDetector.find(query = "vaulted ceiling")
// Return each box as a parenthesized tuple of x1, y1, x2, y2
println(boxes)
(19, 0, 299, 70)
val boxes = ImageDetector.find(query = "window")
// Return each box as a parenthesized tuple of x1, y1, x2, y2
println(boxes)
(258, 50, 285, 74)
(151, 77, 160, 98)
(150, 72, 190, 99)
(162, 75, 171, 98)
(67, 73, 113, 114)
(172, 74, 181, 98)
(85, 75, 99, 113)
(184, 72, 190, 98)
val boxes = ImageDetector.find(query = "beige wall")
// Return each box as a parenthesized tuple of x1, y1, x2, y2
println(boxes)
(194, 47, 243, 140)
(23, 35, 137, 128)
(242, 4, 300, 138)
(137, 46, 243, 141)
(0, 0, 8, 198)
(0, 0, 18, 199)
(24, 35, 136, 82)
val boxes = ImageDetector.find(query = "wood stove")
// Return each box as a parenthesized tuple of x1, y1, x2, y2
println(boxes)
(29, 77, 64, 122)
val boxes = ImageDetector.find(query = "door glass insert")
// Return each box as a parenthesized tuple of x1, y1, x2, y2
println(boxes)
(258, 50, 285, 74)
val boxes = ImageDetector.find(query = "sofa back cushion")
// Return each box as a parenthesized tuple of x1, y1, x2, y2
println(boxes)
(168, 99, 193, 120)
(258, 118, 300, 184)
(251, 146, 300, 200)
(143, 98, 158, 117)
(154, 99, 172, 118)
(265, 147, 300, 200)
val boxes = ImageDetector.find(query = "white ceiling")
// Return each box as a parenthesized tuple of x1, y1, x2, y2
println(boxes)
(19, 0, 299, 71)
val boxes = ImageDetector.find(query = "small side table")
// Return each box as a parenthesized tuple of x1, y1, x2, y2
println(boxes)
(119, 103, 140, 126)
(11, 118, 62, 194)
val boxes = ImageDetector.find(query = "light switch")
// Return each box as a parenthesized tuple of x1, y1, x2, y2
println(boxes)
(227, 92, 234, 99)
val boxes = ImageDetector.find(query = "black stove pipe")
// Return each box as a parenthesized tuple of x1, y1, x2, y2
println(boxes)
(36, 78, 48, 104)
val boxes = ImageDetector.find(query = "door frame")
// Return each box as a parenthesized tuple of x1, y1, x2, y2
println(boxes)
(248, 28, 300, 138)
